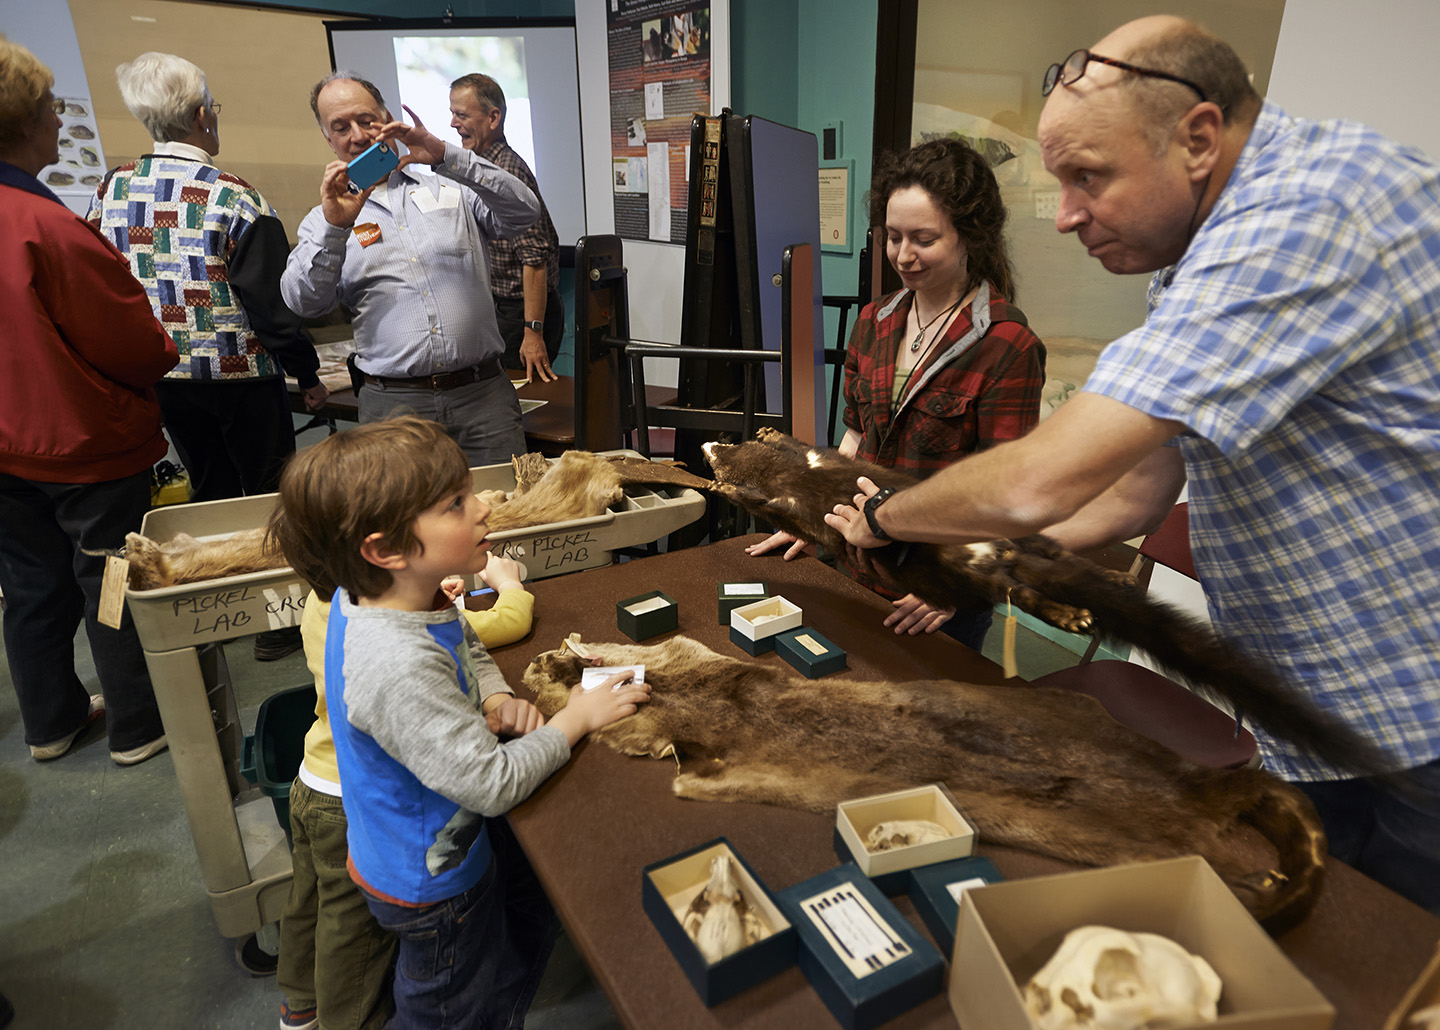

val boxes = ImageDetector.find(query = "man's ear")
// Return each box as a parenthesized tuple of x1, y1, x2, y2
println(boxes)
(360, 531, 408, 571)
(1179, 103, 1224, 181)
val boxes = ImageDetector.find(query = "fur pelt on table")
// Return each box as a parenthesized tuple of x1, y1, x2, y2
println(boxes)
(125, 450, 709, 589)
(523, 635, 1328, 932)
(700, 428, 1392, 781)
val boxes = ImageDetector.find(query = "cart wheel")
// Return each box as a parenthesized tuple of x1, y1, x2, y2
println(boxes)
(234, 932, 278, 977)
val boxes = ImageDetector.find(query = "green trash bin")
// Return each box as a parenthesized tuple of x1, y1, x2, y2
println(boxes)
(251, 685, 318, 850)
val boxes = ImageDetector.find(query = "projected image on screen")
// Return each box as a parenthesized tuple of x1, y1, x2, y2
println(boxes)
(393, 36, 538, 176)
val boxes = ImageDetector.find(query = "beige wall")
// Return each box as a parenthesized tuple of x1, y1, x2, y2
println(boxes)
(913, 1, 1285, 405)
(69, 0, 354, 240)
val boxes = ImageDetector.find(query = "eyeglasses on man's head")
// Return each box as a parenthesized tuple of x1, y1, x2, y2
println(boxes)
(1042, 48, 1208, 104)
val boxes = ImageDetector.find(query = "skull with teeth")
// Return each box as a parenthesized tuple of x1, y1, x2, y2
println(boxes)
(1024, 925, 1222, 1030)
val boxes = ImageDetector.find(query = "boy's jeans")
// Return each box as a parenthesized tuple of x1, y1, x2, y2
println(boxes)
(362, 818, 558, 1030)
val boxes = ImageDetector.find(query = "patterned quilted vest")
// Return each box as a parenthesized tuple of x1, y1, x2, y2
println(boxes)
(95, 156, 278, 380)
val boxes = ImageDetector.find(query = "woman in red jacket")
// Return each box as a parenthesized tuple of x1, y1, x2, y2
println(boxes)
(0, 38, 179, 765)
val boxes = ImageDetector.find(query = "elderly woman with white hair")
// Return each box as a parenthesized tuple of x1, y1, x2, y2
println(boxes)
(89, 51, 328, 660)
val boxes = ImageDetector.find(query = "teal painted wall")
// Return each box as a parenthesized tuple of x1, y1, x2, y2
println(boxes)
(735, 0, 878, 442)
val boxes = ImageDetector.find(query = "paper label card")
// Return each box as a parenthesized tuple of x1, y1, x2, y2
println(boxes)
(799, 883, 910, 979)
(725, 583, 766, 596)
(98, 555, 129, 629)
(580, 665, 645, 692)
(794, 633, 828, 657)
(944, 877, 989, 904)
(625, 596, 671, 615)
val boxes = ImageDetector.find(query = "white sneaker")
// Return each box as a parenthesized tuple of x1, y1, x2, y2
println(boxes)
(30, 694, 105, 761)
(111, 734, 168, 766)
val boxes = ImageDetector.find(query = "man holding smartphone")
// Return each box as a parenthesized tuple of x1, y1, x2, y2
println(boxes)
(281, 72, 539, 466)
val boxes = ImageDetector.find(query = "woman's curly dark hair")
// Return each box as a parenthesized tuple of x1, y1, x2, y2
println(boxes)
(869, 138, 1017, 302)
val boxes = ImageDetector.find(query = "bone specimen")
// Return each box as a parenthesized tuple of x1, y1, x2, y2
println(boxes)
(864, 819, 951, 852)
(1024, 925, 1222, 1030)
(680, 855, 769, 963)
(1410, 1005, 1440, 1030)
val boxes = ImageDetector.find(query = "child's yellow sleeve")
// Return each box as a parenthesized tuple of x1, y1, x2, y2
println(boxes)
(462, 589, 535, 649)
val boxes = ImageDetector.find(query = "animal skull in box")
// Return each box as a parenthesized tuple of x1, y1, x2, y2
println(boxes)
(1024, 925, 1222, 1030)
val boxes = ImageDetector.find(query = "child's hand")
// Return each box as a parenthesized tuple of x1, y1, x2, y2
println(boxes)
(484, 696, 546, 737)
(549, 671, 651, 745)
(440, 575, 468, 602)
(480, 554, 524, 593)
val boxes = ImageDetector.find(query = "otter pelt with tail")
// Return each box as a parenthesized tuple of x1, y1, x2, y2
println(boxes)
(701, 428, 1392, 782)
(523, 635, 1328, 931)
(125, 451, 712, 589)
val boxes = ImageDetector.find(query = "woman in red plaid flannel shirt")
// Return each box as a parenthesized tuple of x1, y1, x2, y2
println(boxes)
(748, 138, 1046, 650)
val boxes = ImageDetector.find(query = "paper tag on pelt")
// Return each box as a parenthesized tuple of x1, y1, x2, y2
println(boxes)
(1001, 613, 1019, 679)
(98, 556, 130, 629)
(580, 666, 644, 692)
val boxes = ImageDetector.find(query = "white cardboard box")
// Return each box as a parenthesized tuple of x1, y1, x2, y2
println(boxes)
(949, 855, 1334, 1030)
(836, 784, 976, 879)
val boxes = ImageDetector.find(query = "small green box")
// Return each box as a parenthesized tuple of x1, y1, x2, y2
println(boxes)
(775, 627, 846, 678)
(718, 581, 769, 624)
(617, 590, 679, 641)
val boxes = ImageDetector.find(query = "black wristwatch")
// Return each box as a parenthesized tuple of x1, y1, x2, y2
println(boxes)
(862, 487, 897, 542)
(525, 319, 544, 332)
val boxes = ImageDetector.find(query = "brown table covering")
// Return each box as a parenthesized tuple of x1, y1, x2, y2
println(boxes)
(487, 535, 1440, 1030)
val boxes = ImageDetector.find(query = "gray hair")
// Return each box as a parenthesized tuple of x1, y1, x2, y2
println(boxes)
(309, 70, 388, 128)
(116, 52, 210, 143)
(451, 73, 506, 126)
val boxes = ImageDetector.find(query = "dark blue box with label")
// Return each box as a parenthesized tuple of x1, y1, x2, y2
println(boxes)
(906, 856, 1003, 957)
(775, 863, 945, 1030)
(775, 627, 847, 678)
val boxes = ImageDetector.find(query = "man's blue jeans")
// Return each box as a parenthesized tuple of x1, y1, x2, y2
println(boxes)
(361, 818, 557, 1030)
(1296, 757, 1440, 915)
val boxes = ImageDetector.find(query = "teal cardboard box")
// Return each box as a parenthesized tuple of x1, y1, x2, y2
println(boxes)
(776, 863, 945, 1030)
(641, 837, 797, 1006)
(907, 856, 1003, 956)
(718, 581, 769, 624)
(775, 627, 847, 678)
(616, 590, 678, 641)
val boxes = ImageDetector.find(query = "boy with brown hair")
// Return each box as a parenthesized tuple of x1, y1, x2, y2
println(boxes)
(270, 415, 648, 1029)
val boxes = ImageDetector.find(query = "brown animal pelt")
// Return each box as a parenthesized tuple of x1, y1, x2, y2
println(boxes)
(701, 429, 1392, 781)
(486, 451, 626, 531)
(125, 529, 281, 589)
(523, 635, 1328, 931)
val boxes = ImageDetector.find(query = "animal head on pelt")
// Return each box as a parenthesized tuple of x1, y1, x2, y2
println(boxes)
(523, 634, 1327, 931)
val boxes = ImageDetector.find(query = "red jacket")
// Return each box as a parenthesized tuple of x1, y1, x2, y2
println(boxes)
(0, 171, 178, 483)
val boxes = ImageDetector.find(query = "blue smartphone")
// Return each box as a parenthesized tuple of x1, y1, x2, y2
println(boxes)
(346, 141, 398, 193)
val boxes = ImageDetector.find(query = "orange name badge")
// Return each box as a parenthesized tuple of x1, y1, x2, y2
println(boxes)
(353, 222, 382, 247)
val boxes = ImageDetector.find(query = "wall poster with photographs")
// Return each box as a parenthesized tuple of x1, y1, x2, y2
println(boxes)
(42, 96, 107, 199)
(606, 0, 711, 243)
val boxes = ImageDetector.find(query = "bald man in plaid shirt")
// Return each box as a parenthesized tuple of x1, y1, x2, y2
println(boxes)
(448, 73, 563, 384)
(826, 16, 1440, 915)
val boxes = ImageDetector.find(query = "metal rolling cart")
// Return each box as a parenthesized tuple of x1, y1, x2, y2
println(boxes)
(124, 451, 707, 968)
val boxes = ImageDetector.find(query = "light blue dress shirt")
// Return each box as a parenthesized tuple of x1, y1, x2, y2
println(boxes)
(1085, 102, 1440, 781)
(282, 143, 538, 378)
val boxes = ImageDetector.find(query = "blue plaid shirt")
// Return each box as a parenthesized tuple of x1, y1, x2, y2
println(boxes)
(1085, 102, 1440, 782)
(282, 143, 538, 378)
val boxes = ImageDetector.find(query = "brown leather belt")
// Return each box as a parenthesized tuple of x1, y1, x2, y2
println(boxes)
(361, 359, 501, 391)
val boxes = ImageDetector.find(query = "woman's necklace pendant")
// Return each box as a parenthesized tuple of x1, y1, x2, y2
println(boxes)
(910, 330, 925, 353)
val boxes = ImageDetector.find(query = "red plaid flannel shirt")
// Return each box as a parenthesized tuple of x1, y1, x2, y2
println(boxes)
(480, 138, 560, 300)
(840, 284, 1046, 602)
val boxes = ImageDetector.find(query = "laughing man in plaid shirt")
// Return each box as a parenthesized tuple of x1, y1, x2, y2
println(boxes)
(448, 73, 563, 384)
(825, 15, 1440, 914)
